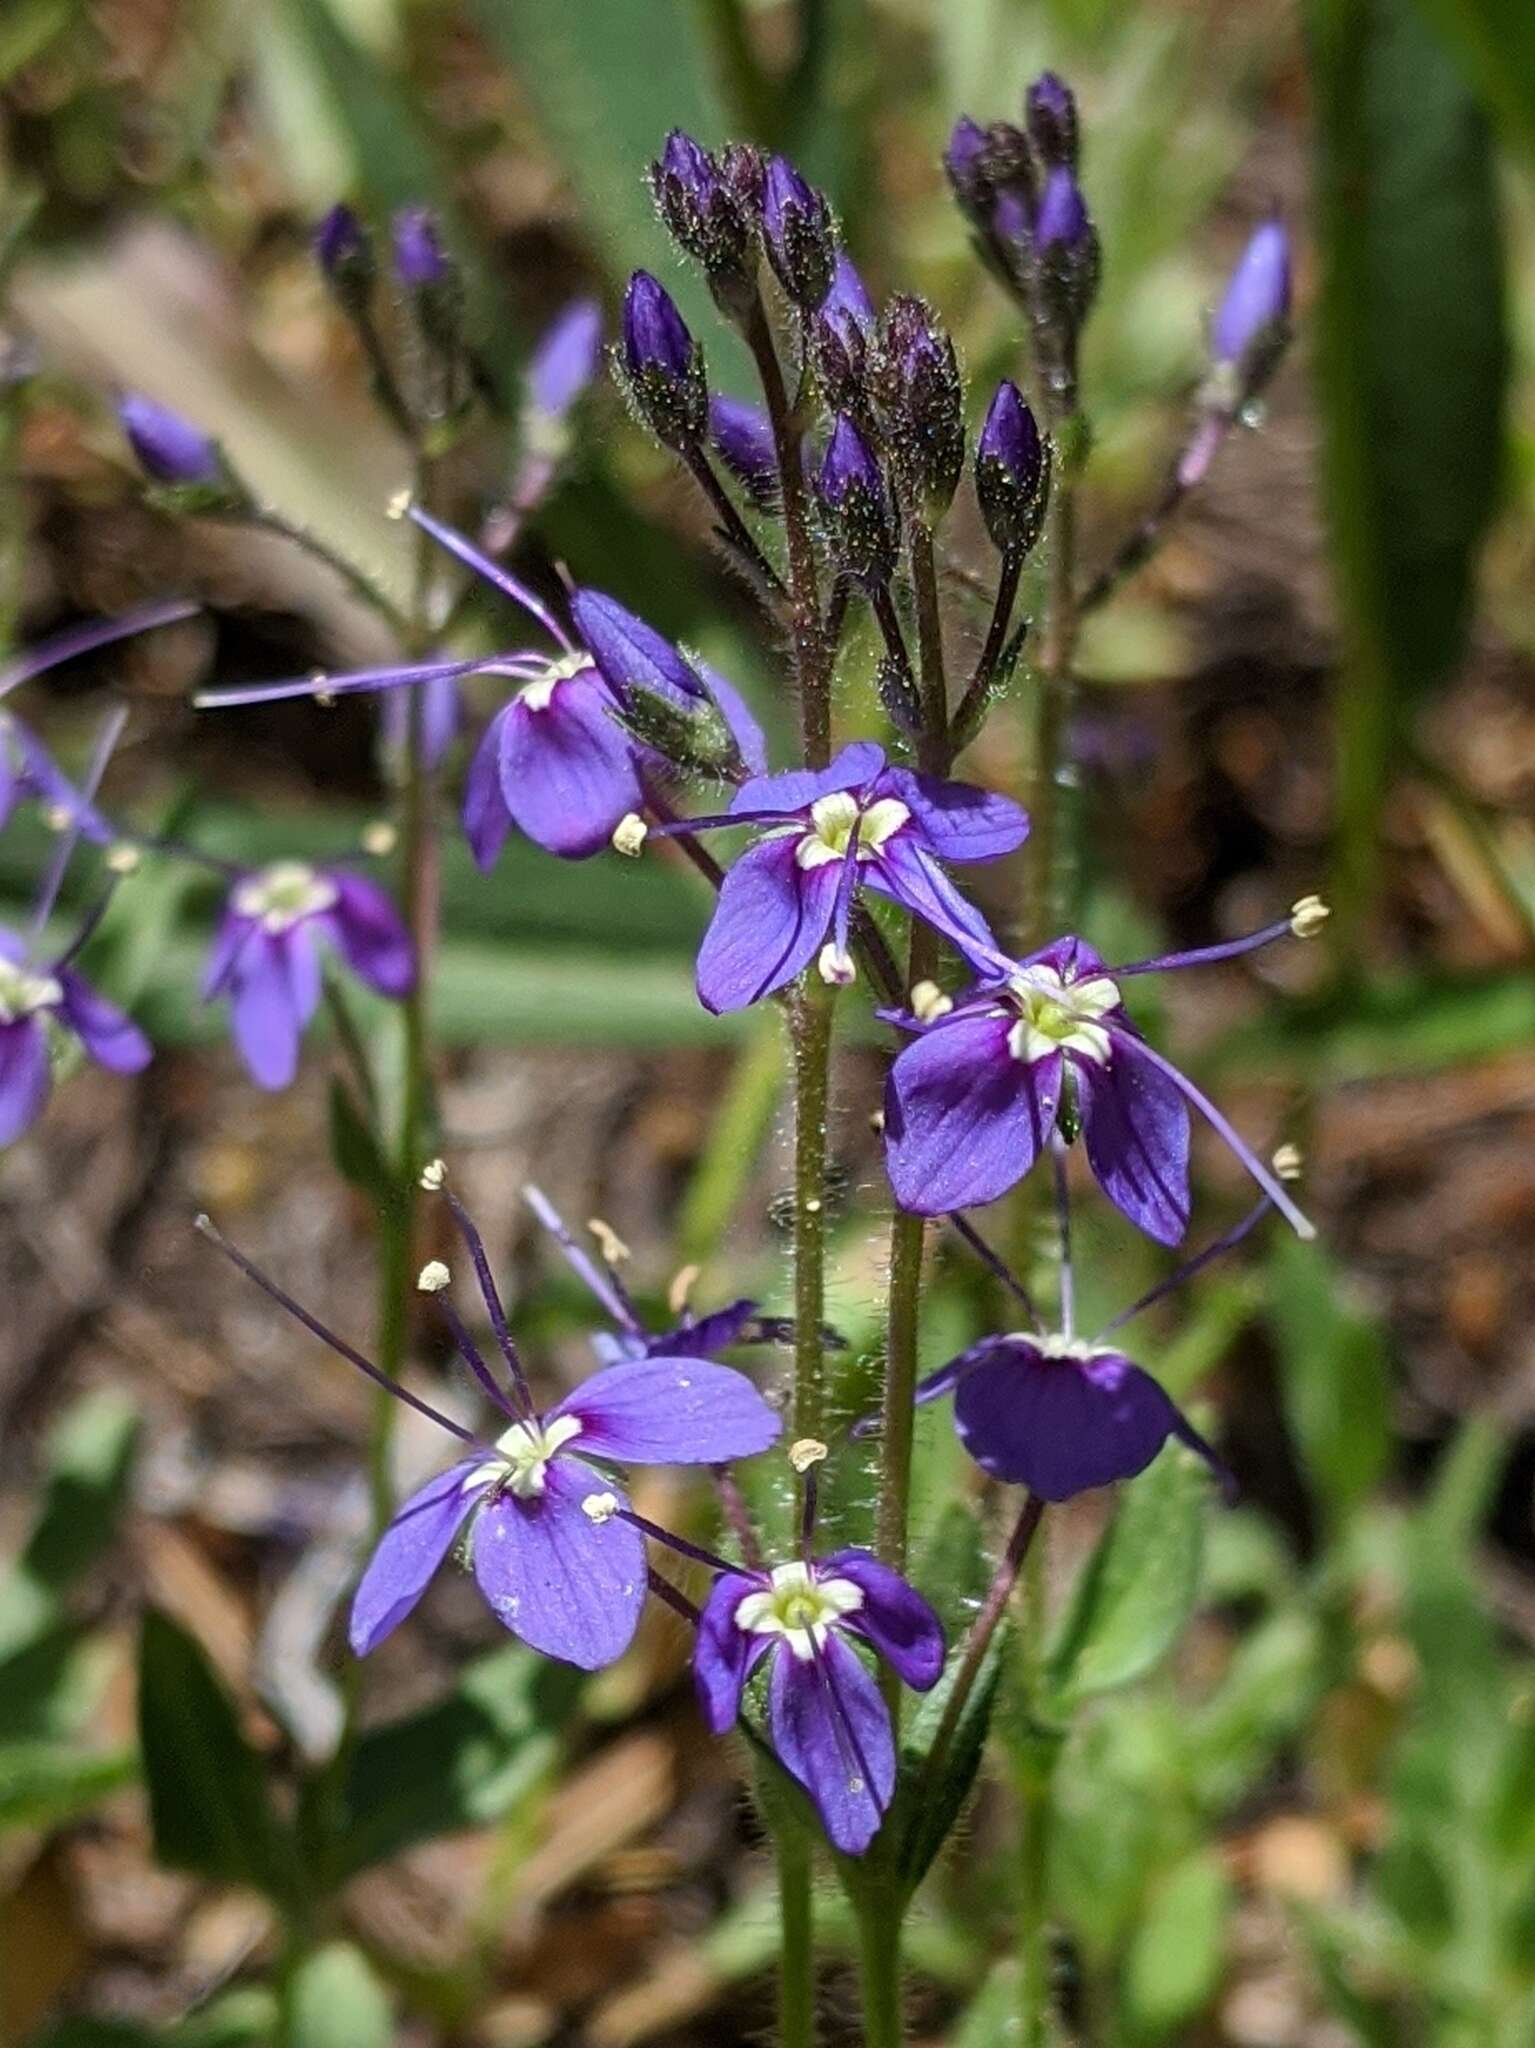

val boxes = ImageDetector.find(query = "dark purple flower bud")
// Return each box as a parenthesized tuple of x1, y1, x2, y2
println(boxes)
(391, 205, 449, 288)
(816, 414, 894, 585)
(869, 294, 965, 512)
(710, 395, 780, 510)
(116, 392, 222, 487)
(944, 119, 1035, 294)
(944, 117, 990, 207)
(1210, 218, 1292, 383)
(975, 380, 1049, 556)
(811, 248, 876, 412)
(313, 204, 374, 307)
(1034, 165, 1090, 255)
(620, 270, 708, 451)
(650, 131, 756, 313)
(1025, 71, 1079, 171)
(1032, 166, 1100, 384)
(720, 142, 766, 216)
(762, 155, 835, 313)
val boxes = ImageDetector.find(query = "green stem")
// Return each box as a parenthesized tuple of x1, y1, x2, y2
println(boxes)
(853, 1890, 905, 2048)
(1023, 424, 1082, 946)
(1016, 1720, 1063, 2048)
(778, 1829, 817, 2048)
(788, 984, 834, 1440)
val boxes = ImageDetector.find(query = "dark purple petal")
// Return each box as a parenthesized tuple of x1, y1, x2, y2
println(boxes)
(463, 708, 514, 871)
(1211, 219, 1291, 369)
(529, 298, 604, 418)
(824, 248, 875, 341)
(879, 768, 1030, 862)
(327, 873, 416, 999)
(549, 1356, 781, 1464)
(0, 1019, 52, 1145)
(569, 590, 703, 708)
(647, 1297, 761, 1360)
(57, 971, 151, 1074)
(698, 662, 767, 776)
(1077, 1037, 1190, 1247)
(953, 1342, 1209, 1499)
(622, 270, 695, 380)
(470, 1455, 646, 1670)
(117, 392, 221, 485)
(695, 835, 839, 1013)
(730, 740, 886, 819)
(349, 1461, 485, 1654)
(1021, 932, 1111, 983)
(768, 1634, 894, 1856)
(498, 677, 645, 860)
(819, 1551, 945, 1691)
(694, 1571, 772, 1732)
(1035, 165, 1090, 254)
(864, 837, 1005, 967)
(885, 1012, 1060, 1214)
(226, 933, 306, 1091)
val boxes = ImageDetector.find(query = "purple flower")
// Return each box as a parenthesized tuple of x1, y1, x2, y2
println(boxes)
(762, 156, 835, 312)
(117, 393, 221, 486)
(203, 862, 414, 1090)
(695, 1550, 943, 1854)
(975, 380, 1049, 556)
(378, 670, 462, 770)
(526, 298, 603, 421)
(659, 741, 1028, 1011)
(391, 206, 449, 288)
(0, 925, 150, 1145)
(1211, 219, 1292, 372)
(884, 929, 1318, 1241)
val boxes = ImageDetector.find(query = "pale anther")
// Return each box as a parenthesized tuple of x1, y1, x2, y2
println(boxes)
(416, 1259, 451, 1294)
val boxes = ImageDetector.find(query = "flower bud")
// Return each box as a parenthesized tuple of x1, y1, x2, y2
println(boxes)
(815, 414, 894, 585)
(1025, 71, 1079, 171)
(710, 394, 780, 509)
(620, 270, 708, 451)
(762, 155, 835, 313)
(1032, 165, 1100, 379)
(811, 248, 876, 414)
(314, 203, 374, 310)
(526, 299, 603, 423)
(974, 380, 1050, 556)
(943, 117, 990, 210)
(391, 205, 449, 287)
(1210, 218, 1291, 390)
(117, 392, 222, 487)
(650, 130, 756, 314)
(944, 119, 1034, 293)
(869, 294, 965, 513)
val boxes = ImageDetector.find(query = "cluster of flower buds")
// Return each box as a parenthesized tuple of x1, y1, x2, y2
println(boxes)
(868, 294, 967, 516)
(649, 132, 763, 319)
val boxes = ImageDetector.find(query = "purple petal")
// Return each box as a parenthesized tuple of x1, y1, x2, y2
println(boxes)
(327, 874, 416, 999)
(349, 1462, 485, 1654)
(819, 1550, 945, 1691)
(201, 911, 250, 1001)
(953, 1343, 1208, 1499)
(471, 1455, 647, 1669)
(647, 1297, 761, 1360)
(694, 1571, 772, 1732)
(550, 1356, 782, 1464)
(730, 740, 885, 819)
(698, 661, 767, 777)
(695, 835, 839, 1013)
(768, 1634, 895, 1856)
(865, 837, 1007, 968)
(0, 1019, 52, 1145)
(528, 298, 604, 418)
(1077, 1037, 1191, 1247)
(57, 971, 151, 1074)
(569, 589, 703, 708)
(227, 934, 306, 1091)
(463, 708, 515, 871)
(885, 1013, 1060, 1214)
(499, 677, 645, 859)
(877, 768, 1030, 863)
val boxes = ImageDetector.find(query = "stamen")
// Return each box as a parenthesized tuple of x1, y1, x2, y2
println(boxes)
(612, 812, 648, 857)
(431, 1290, 528, 1422)
(947, 1214, 1045, 1331)
(361, 821, 397, 857)
(1272, 1142, 1303, 1182)
(30, 702, 127, 946)
(1051, 1138, 1075, 1340)
(522, 1183, 643, 1335)
(667, 1263, 701, 1318)
(437, 1186, 539, 1410)
(407, 503, 575, 652)
(910, 979, 953, 1022)
(0, 598, 198, 704)
(416, 1260, 451, 1293)
(1096, 1194, 1273, 1339)
(581, 1491, 622, 1524)
(419, 1157, 447, 1191)
(1290, 895, 1329, 939)
(1111, 912, 1300, 979)
(587, 1217, 631, 1267)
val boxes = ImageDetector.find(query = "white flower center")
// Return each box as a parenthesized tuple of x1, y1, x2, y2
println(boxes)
(518, 651, 594, 713)
(232, 861, 338, 935)
(795, 793, 910, 871)
(0, 958, 62, 1025)
(1031, 1332, 1113, 1363)
(734, 1560, 864, 1662)
(1005, 964, 1120, 1068)
(466, 1412, 583, 1500)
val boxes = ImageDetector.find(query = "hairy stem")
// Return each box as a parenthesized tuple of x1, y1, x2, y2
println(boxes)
(1024, 432, 1080, 945)
(778, 1828, 817, 2048)
(685, 446, 787, 597)
(950, 547, 1023, 750)
(853, 1887, 906, 2048)
(788, 983, 835, 1440)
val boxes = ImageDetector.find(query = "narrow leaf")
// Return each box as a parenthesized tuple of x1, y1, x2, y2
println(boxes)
(1268, 1235, 1391, 1530)
(0, 1390, 140, 1659)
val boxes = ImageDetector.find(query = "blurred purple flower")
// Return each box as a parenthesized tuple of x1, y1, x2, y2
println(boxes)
(391, 205, 449, 288)
(527, 298, 604, 421)
(0, 923, 150, 1145)
(378, 670, 462, 770)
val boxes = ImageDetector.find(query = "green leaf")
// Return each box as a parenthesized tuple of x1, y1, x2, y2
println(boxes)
(0, 1391, 140, 1660)
(1307, 0, 1508, 933)
(326, 1078, 391, 1203)
(285, 1942, 391, 2048)
(1268, 1236, 1391, 1530)
(137, 1609, 300, 1905)
(1043, 1435, 1209, 1715)
(1122, 1849, 1231, 2038)
(0, 1741, 136, 1832)
(1407, 0, 1535, 163)
(322, 1645, 576, 1884)
(952, 1959, 1023, 2048)
(0, 1623, 114, 1745)
(1184, 1607, 1325, 1811)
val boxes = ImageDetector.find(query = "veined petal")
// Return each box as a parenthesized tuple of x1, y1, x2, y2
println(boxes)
(865, 837, 1006, 968)
(57, 972, 151, 1074)
(499, 678, 644, 859)
(730, 741, 886, 819)
(818, 1551, 945, 1691)
(885, 1013, 1060, 1214)
(463, 708, 515, 871)
(471, 1455, 646, 1670)
(0, 1019, 52, 1145)
(326, 874, 416, 999)
(349, 1461, 486, 1654)
(694, 1570, 772, 1732)
(696, 835, 839, 1013)
(1077, 1037, 1190, 1247)
(877, 768, 1029, 862)
(550, 1356, 781, 1464)
(768, 1633, 894, 1856)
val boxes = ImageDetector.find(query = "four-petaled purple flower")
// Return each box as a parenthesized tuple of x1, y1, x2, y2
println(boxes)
(662, 740, 1027, 1011)
(0, 925, 150, 1145)
(884, 930, 1315, 1241)
(203, 861, 414, 1089)
(695, 1550, 943, 1854)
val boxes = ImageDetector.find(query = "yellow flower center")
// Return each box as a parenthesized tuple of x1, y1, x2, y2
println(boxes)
(467, 1413, 583, 1501)
(1006, 965, 1120, 1068)
(734, 1560, 864, 1661)
(795, 793, 910, 871)
(232, 861, 338, 934)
